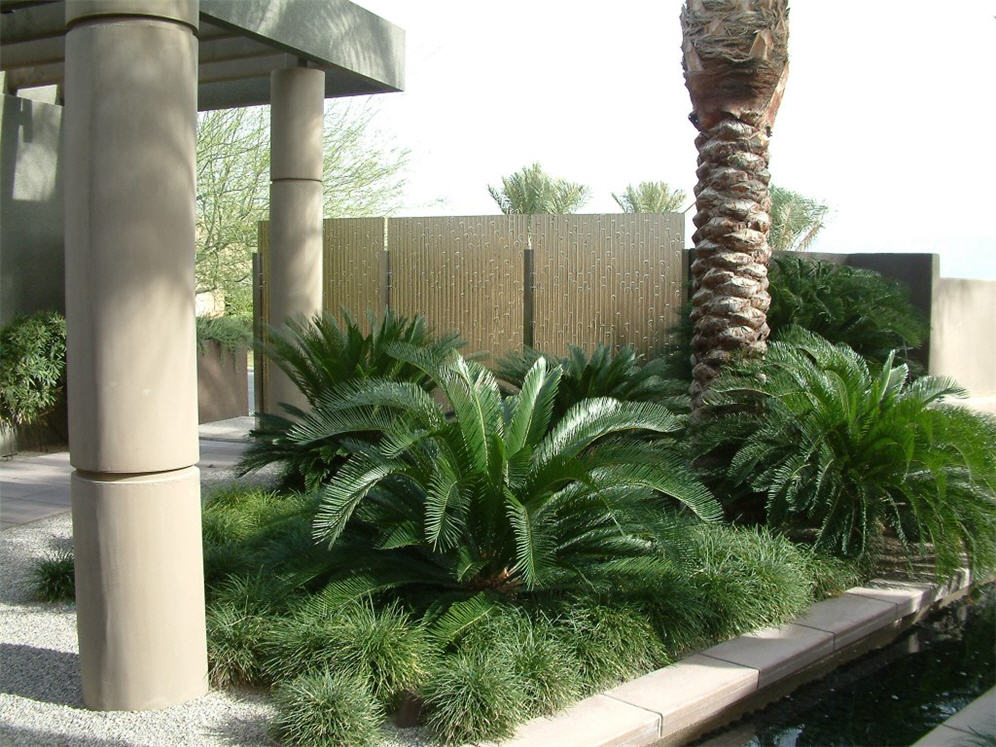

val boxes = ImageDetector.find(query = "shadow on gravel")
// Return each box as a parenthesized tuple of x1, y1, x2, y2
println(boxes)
(203, 711, 277, 746)
(0, 724, 133, 747)
(0, 643, 83, 706)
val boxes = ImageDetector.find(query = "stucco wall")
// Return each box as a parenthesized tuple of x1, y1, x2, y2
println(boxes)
(930, 278, 996, 397)
(0, 93, 65, 325)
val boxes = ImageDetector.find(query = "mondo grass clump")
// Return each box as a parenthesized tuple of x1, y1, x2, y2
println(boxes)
(263, 600, 429, 707)
(271, 669, 383, 747)
(687, 524, 815, 639)
(30, 548, 75, 603)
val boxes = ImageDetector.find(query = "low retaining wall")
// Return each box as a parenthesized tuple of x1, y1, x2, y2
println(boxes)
(197, 341, 249, 424)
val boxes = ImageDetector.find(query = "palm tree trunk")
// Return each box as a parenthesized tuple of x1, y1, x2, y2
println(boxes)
(689, 113, 772, 406)
(680, 0, 790, 409)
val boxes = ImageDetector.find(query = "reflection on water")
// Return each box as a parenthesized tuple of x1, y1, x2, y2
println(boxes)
(696, 585, 995, 747)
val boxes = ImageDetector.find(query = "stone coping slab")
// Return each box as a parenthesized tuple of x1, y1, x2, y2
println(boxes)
(481, 694, 660, 747)
(700, 623, 833, 689)
(792, 593, 898, 650)
(604, 654, 757, 736)
(496, 570, 975, 746)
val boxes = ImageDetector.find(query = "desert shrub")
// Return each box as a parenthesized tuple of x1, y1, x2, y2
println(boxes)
(497, 343, 688, 418)
(263, 601, 429, 707)
(291, 346, 718, 619)
(30, 548, 75, 603)
(270, 669, 383, 747)
(0, 311, 66, 429)
(239, 310, 463, 490)
(766, 255, 926, 365)
(195, 315, 250, 354)
(699, 329, 996, 576)
(422, 649, 526, 745)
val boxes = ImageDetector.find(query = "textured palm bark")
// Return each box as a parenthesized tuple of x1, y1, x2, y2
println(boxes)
(681, 0, 789, 408)
(689, 113, 772, 405)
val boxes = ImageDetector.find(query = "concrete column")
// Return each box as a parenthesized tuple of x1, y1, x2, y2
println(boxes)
(268, 66, 324, 413)
(64, 0, 207, 710)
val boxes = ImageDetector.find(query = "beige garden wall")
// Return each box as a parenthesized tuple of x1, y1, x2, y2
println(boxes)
(929, 278, 996, 397)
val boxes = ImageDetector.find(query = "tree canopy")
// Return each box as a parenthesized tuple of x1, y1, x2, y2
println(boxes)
(612, 182, 687, 213)
(768, 185, 830, 252)
(488, 163, 589, 215)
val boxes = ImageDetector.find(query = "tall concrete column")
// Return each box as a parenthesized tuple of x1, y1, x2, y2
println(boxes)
(268, 66, 324, 413)
(64, 0, 207, 710)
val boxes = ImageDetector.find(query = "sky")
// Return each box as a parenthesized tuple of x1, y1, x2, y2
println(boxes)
(355, 1, 996, 280)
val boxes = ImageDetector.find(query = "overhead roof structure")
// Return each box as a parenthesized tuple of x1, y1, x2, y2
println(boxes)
(0, 0, 405, 109)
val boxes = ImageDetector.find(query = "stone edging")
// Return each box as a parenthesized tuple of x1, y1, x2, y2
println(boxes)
(484, 570, 976, 747)
(912, 685, 996, 746)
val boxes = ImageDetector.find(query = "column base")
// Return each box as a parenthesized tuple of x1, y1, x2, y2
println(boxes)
(71, 466, 208, 710)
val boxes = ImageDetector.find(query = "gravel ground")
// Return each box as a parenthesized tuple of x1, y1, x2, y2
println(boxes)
(0, 467, 431, 747)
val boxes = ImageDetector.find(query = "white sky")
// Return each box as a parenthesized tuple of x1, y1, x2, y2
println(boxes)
(356, 0, 996, 280)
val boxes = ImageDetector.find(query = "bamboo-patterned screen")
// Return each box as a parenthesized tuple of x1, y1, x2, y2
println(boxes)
(530, 213, 685, 357)
(257, 212, 684, 369)
(388, 215, 527, 363)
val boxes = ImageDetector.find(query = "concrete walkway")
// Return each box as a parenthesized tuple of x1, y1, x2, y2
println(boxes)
(0, 417, 254, 530)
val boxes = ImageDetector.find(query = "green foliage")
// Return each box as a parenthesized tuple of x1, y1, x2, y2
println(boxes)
(239, 310, 463, 490)
(30, 549, 75, 603)
(195, 315, 251, 354)
(263, 601, 429, 707)
(488, 163, 590, 214)
(497, 343, 688, 420)
(612, 181, 687, 213)
(768, 184, 829, 252)
(422, 649, 527, 745)
(700, 329, 996, 576)
(767, 255, 927, 365)
(799, 550, 864, 600)
(0, 311, 66, 428)
(270, 669, 384, 747)
(205, 594, 274, 688)
(294, 347, 718, 614)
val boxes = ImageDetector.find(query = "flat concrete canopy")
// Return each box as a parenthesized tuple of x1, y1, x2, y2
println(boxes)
(0, 0, 405, 109)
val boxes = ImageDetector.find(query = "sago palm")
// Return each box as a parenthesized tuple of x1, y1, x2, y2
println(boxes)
(699, 329, 996, 577)
(285, 347, 720, 620)
(681, 0, 790, 407)
(239, 311, 463, 489)
(497, 344, 688, 421)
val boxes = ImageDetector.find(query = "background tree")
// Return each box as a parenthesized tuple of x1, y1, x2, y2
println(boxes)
(681, 0, 790, 408)
(488, 163, 589, 214)
(768, 184, 829, 251)
(196, 103, 408, 319)
(612, 181, 687, 213)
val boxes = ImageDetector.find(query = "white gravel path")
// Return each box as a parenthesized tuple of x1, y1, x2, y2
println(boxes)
(0, 469, 431, 746)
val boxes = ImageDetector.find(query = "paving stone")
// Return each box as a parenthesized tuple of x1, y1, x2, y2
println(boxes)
(0, 479, 66, 500)
(912, 723, 985, 746)
(483, 694, 660, 747)
(700, 623, 834, 688)
(604, 654, 757, 739)
(793, 593, 898, 650)
(941, 686, 996, 736)
(850, 581, 936, 618)
(14, 486, 72, 507)
(0, 499, 68, 524)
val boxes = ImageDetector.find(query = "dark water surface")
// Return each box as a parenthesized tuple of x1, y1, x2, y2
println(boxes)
(695, 584, 995, 747)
